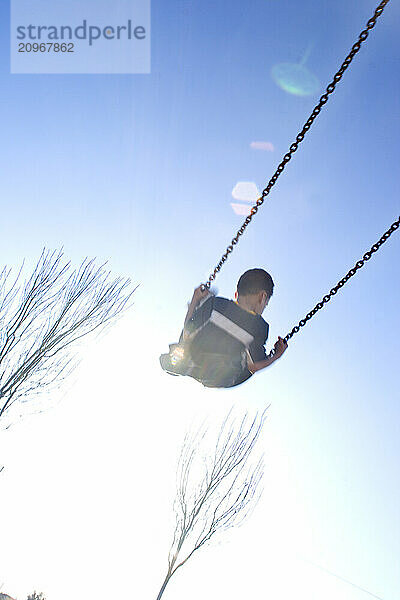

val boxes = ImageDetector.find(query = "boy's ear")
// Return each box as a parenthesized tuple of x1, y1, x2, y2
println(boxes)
(234, 290, 238, 300)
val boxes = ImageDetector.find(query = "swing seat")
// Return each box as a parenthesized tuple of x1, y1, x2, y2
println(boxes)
(159, 342, 252, 389)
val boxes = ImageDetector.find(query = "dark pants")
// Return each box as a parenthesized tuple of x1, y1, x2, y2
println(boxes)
(159, 345, 253, 389)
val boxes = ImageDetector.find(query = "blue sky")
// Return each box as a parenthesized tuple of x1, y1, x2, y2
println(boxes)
(0, 1, 399, 599)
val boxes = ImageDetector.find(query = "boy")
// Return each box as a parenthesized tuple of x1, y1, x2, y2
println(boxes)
(160, 268, 288, 388)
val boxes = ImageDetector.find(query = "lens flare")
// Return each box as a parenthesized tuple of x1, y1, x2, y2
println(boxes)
(250, 141, 274, 152)
(170, 345, 185, 366)
(271, 63, 320, 97)
(231, 203, 252, 216)
(232, 181, 260, 203)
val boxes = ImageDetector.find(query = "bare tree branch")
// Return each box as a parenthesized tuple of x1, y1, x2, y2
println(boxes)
(0, 249, 136, 425)
(157, 408, 267, 599)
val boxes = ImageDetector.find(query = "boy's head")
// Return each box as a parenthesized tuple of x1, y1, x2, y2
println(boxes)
(235, 268, 274, 315)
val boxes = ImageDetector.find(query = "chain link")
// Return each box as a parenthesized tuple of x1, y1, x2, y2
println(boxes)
(282, 217, 399, 346)
(204, 0, 391, 290)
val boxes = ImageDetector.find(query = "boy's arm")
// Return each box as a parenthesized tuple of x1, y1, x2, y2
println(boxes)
(182, 286, 210, 338)
(248, 336, 288, 374)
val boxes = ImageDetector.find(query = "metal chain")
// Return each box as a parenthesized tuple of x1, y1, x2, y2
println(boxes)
(282, 216, 400, 346)
(204, 0, 391, 290)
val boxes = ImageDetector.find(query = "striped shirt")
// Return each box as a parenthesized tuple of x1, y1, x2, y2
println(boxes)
(184, 295, 269, 387)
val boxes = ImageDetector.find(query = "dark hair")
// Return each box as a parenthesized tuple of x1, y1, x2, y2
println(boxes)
(237, 268, 274, 299)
